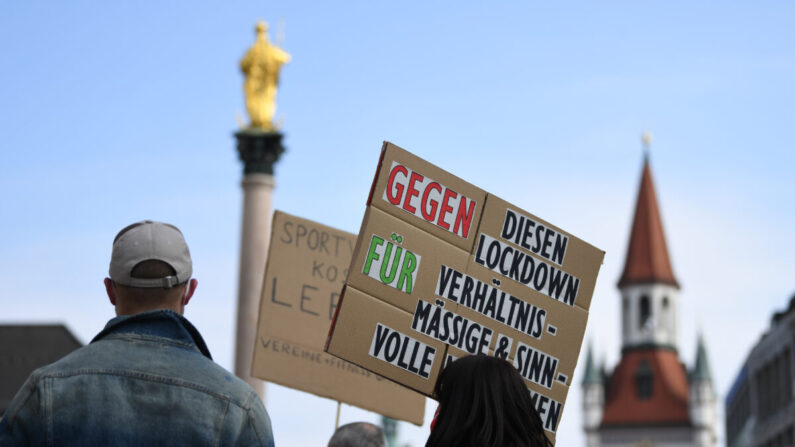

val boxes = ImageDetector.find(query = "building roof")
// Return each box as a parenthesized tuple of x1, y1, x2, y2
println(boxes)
(1, 325, 82, 414)
(725, 365, 748, 407)
(690, 334, 713, 383)
(618, 159, 680, 289)
(601, 348, 691, 426)
(582, 342, 601, 385)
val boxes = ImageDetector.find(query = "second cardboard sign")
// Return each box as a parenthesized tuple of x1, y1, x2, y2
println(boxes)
(253, 211, 425, 425)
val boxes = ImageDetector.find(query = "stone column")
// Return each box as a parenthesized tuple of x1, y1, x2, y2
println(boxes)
(234, 129, 285, 400)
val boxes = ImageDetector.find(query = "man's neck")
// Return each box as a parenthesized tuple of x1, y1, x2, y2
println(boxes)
(116, 303, 184, 316)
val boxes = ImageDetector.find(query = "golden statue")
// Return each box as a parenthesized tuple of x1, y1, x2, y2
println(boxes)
(241, 21, 290, 131)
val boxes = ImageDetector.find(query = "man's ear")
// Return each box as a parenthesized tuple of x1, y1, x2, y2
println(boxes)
(183, 278, 198, 306)
(104, 278, 117, 306)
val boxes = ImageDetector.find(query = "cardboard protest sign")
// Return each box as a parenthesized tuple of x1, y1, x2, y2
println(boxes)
(325, 142, 605, 440)
(251, 211, 425, 425)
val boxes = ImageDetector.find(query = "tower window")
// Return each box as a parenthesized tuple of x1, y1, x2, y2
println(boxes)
(635, 359, 653, 399)
(639, 295, 651, 329)
(623, 297, 629, 335)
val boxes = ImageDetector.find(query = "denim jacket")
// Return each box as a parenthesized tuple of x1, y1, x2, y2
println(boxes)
(0, 310, 275, 447)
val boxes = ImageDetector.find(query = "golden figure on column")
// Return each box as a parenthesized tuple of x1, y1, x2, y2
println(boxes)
(241, 21, 290, 130)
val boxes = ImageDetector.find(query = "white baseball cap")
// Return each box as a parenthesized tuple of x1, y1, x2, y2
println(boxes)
(109, 220, 193, 288)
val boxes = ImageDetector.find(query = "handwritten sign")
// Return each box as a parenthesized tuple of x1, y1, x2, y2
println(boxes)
(252, 211, 425, 425)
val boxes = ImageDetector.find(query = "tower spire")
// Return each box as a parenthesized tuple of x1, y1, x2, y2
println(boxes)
(582, 342, 601, 385)
(618, 145, 679, 289)
(691, 333, 713, 382)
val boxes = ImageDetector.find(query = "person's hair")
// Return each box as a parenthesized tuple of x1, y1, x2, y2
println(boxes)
(114, 260, 186, 304)
(328, 422, 386, 447)
(425, 355, 553, 447)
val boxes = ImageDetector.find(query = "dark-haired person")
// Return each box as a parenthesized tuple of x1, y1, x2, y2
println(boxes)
(0, 220, 275, 446)
(328, 421, 386, 447)
(426, 354, 552, 447)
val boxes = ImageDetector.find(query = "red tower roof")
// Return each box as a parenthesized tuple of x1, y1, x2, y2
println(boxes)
(618, 159, 680, 289)
(601, 348, 690, 426)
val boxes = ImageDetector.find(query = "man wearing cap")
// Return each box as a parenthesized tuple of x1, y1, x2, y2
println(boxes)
(0, 220, 275, 446)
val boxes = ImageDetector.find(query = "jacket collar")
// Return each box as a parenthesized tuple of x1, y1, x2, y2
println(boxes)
(91, 309, 212, 360)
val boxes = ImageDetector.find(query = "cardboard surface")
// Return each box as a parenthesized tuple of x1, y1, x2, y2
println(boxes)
(458, 259, 590, 388)
(326, 287, 447, 396)
(370, 142, 487, 253)
(475, 195, 603, 312)
(346, 207, 469, 314)
(326, 141, 605, 439)
(252, 211, 425, 425)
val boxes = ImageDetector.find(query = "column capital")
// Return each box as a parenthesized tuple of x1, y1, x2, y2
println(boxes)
(235, 129, 285, 175)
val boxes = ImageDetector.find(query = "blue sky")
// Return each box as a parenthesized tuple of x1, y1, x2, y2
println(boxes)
(2, 2, 794, 445)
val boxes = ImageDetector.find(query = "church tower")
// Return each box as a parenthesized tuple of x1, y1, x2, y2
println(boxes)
(617, 153, 680, 351)
(582, 135, 716, 447)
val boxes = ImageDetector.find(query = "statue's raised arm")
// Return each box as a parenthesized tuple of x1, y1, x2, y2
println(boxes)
(241, 21, 291, 131)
